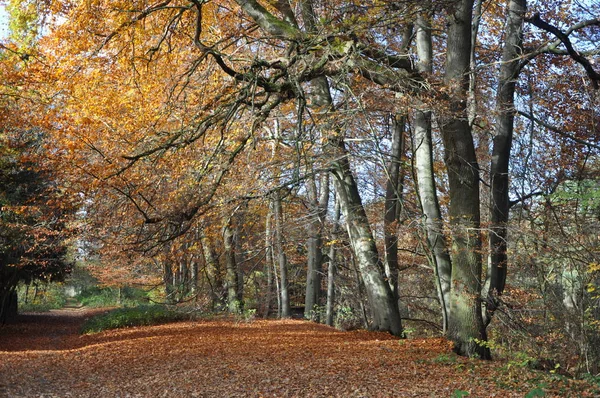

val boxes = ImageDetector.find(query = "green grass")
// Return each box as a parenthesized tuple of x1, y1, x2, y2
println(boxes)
(78, 289, 119, 308)
(80, 305, 189, 334)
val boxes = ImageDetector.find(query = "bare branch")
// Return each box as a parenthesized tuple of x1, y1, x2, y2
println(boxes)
(508, 191, 544, 208)
(97, 0, 174, 52)
(517, 110, 600, 151)
(524, 14, 600, 88)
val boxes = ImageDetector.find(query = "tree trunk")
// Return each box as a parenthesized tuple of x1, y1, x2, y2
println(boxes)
(328, 135, 403, 336)
(223, 218, 242, 313)
(442, 0, 489, 358)
(352, 255, 370, 330)
(274, 254, 281, 317)
(485, 0, 527, 325)
(273, 190, 291, 318)
(190, 256, 198, 297)
(178, 253, 189, 298)
(384, 114, 405, 302)
(0, 288, 18, 324)
(234, 222, 245, 308)
(264, 202, 274, 318)
(305, 172, 329, 320)
(304, 219, 322, 320)
(201, 227, 223, 309)
(414, 12, 452, 332)
(308, 55, 403, 336)
(326, 193, 341, 327)
(163, 259, 175, 304)
(283, 0, 401, 334)
(468, 0, 485, 126)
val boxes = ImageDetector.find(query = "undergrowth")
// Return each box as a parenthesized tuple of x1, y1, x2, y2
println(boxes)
(80, 305, 189, 334)
(18, 284, 66, 312)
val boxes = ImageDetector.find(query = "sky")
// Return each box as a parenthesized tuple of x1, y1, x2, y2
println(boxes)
(0, 4, 8, 40)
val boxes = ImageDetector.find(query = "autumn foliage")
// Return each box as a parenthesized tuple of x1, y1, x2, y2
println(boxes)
(1, 0, 599, 379)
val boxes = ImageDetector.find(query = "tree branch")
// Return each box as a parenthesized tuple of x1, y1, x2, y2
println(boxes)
(517, 110, 600, 150)
(508, 191, 544, 208)
(97, 0, 174, 52)
(525, 14, 600, 88)
(234, 0, 300, 39)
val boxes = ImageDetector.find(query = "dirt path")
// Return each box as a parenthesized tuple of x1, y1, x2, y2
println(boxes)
(0, 309, 595, 397)
(0, 308, 111, 352)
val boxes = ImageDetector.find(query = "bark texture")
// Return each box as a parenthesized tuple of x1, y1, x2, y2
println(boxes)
(326, 194, 340, 327)
(441, 0, 489, 358)
(383, 115, 405, 302)
(223, 218, 242, 314)
(305, 173, 329, 320)
(263, 204, 274, 317)
(485, 0, 527, 324)
(414, 12, 452, 332)
(329, 135, 403, 336)
(273, 191, 291, 318)
(201, 228, 223, 309)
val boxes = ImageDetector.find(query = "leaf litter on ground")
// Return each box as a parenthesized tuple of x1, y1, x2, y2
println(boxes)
(0, 308, 597, 397)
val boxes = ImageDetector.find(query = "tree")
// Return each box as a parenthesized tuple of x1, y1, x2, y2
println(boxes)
(223, 214, 243, 313)
(272, 190, 290, 318)
(412, 9, 452, 333)
(325, 192, 341, 327)
(0, 40, 76, 322)
(383, 114, 406, 305)
(0, 130, 74, 322)
(436, 0, 489, 358)
(484, 0, 527, 324)
(304, 172, 329, 320)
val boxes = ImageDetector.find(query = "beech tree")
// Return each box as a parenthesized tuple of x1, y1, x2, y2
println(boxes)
(0, 43, 76, 322)
(412, 9, 452, 333)
(406, 0, 599, 356)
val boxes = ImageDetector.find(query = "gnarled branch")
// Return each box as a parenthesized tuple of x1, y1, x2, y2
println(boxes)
(525, 14, 600, 88)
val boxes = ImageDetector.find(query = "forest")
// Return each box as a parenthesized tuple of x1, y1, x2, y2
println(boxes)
(0, 0, 599, 385)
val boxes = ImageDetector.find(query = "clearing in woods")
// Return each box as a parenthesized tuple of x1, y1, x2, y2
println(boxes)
(0, 308, 596, 397)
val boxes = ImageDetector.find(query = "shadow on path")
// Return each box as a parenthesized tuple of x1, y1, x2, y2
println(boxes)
(0, 307, 111, 351)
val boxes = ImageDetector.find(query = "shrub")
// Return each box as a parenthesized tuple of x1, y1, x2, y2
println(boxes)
(78, 286, 151, 308)
(80, 305, 188, 334)
(79, 288, 118, 308)
(335, 305, 363, 331)
(18, 283, 66, 312)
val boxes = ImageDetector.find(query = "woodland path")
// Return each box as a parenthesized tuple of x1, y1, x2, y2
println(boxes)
(0, 308, 593, 397)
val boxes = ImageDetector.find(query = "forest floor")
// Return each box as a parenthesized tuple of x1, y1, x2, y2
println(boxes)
(0, 308, 597, 397)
